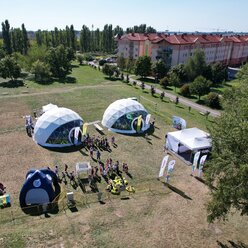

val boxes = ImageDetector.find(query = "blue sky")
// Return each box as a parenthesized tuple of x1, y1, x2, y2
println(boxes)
(2, 0, 247, 32)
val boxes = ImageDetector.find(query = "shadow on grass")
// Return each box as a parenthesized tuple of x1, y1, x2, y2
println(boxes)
(217, 240, 248, 248)
(58, 76, 77, 84)
(104, 77, 120, 81)
(125, 172, 133, 179)
(71, 64, 79, 68)
(182, 94, 198, 100)
(152, 95, 159, 98)
(0, 79, 24, 88)
(96, 129, 105, 136)
(163, 182, 192, 200)
(194, 176, 217, 190)
(69, 206, 78, 212)
(151, 133, 161, 139)
(121, 196, 130, 200)
(175, 105, 184, 109)
(40, 143, 85, 153)
(195, 99, 205, 105)
(79, 149, 88, 156)
(223, 82, 233, 88)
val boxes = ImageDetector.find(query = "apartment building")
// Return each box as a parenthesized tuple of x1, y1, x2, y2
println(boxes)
(117, 33, 248, 67)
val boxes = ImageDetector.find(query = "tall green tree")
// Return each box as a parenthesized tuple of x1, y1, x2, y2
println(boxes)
(2, 20, 12, 54)
(189, 75, 212, 100)
(152, 59, 168, 79)
(206, 81, 248, 222)
(0, 55, 21, 81)
(80, 25, 91, 52)
(46, 45, 72, 78)
(117, 55, 126, 71)
(168, 72, 181, 92)
(70, 25, 76, 51)
(134, 56, 151, 77)
(0, 48, 6, 60)
(126, 58, 135, 73)
(102, 64, 118, 78)
(210, 62, 227, 84)
(11, 28, 23, 53)
(31, 59, 51, 83)
(35, 29, 43, 46)
(24, 45, 47, 70)
(237, 63, 248, 80)
(185, 49, 207, 81)
(21, 23, 29, 55)
(168, 64, 187, 83)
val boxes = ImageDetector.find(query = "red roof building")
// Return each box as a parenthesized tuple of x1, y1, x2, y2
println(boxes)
(117, 33, 248, 67)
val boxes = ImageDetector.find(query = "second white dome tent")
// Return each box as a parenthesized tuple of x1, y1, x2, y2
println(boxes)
(102, 98, 151, 134)
(33, 105, 84, 149)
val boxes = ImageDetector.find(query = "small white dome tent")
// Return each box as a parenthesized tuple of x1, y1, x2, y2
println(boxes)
(33, 107, 83, 148)
(102, 98, 150, 134)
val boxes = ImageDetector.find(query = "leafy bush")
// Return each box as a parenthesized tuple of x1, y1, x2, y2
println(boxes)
(180, 83, 191, 97)
(160, 76, 169, 88)
(77, 54, 85, 65)
(205, 92, 221, 109)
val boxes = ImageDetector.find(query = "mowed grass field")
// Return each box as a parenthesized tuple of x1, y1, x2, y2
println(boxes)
(0, 65, 247, 248)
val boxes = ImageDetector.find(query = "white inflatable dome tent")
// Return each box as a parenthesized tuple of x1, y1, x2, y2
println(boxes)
(33, 105, 83, 148)
(102, 98, 150, 134)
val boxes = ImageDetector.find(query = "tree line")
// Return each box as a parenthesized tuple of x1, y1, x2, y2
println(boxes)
(0, 20, 158, 55)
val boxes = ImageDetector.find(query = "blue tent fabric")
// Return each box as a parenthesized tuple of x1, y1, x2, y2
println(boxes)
(25, 168, 57, 183)
(19, 169, 56, 208)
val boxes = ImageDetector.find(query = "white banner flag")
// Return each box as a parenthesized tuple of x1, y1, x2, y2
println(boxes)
(167, 160, 175, 173)
(199, 155, 207, 165)
(198, 155, 207, 177)
(74, 127, 80, 144)
(193, 151, 201, 167)
(146, 114, 151, 125)
(159, 155, 169, 178)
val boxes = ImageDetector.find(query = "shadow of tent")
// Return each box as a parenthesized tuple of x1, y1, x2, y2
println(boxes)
(41, 143, 85, 153)
(21, 202, 60, 216)
(163, 182, 192, 200)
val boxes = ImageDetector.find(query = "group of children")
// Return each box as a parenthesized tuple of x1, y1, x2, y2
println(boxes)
(84, 135, 115, 154)
(53, 164, 77, 187)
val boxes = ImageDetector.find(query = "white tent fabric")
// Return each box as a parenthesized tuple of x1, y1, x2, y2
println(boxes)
(166, 127, 211, 153)
(102, 98, 150, 134)
(33, 107, 83, 147)
(42, 103, 58, 113)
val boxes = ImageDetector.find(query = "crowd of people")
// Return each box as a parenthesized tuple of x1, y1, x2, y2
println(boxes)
(51, 134, 131, 193)
(83, 134, 114, 154)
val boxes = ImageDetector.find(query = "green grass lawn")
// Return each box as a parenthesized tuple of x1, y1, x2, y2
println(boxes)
(0, 70, 247, 247)
(0, 64, 108, 95)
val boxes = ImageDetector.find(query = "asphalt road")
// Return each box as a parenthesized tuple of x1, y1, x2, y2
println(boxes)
(129, 76, 221, 118)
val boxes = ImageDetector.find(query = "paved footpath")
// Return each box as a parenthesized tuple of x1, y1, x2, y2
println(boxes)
(129, 76, 221, 117)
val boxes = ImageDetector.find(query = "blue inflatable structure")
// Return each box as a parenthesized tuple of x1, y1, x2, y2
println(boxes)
(19, 169, 58, 208)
